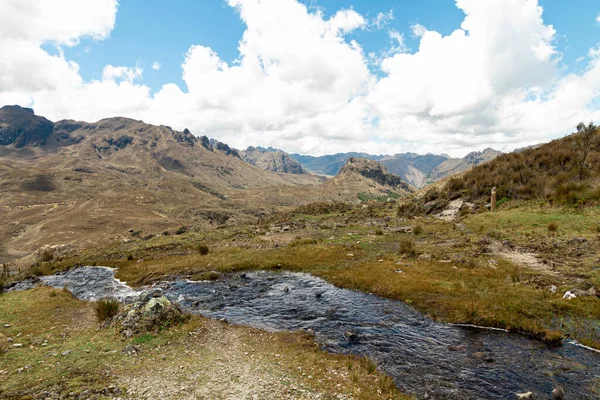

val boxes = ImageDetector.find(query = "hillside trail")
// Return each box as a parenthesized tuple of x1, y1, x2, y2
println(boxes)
(438, 199, 557, 276)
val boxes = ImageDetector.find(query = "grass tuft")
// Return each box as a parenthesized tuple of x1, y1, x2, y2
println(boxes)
(94, 297, 120, 324)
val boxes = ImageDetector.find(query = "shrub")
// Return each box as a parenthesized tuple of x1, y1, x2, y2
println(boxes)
(197, 244, 209, 255)
(175, 226, 188, 235)
(397, 202, 423, 218)
(127, 254, 134, 261)
(162, 230, 170, 236)
(0, 334, 8, 354)
(399, 237, 416, 257)
(412, 223, 423, 235)
(94, 298, 120, 324)
(548, 222, 558, 233)
(294, 201, 351, 215)
(374, 228, 384, 235)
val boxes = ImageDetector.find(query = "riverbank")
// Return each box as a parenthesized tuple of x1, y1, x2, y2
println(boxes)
(0, 287, 407, 399)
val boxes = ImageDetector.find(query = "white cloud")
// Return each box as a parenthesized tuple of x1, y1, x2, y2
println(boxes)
(596, 13, 600, 23)
(0, 0, 599, 157)
(411, 23, 427, 38)
(372, 10, 393, 30)
(151, 61, 161, 71)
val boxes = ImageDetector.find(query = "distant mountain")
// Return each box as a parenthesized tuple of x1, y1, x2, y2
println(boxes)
(290, 150, 502, 188)
(338, 157, 412, 193)
(427, 148, 504, 183)
(240, 146, 306, 174)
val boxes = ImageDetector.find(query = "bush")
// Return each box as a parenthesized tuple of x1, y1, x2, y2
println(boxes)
(175, 226, 188, 235)
(399, 237, 416, 257)
(374, 228, 384, 235)
(412, 223, 423, 235)
(94, 298, 120, 324)
(294, 201, 352, 215)
(397, 202, 423, 218)
(548, 222, 558, 233)
(162, 230, 170, 236)
(127, 254, 134, 261)
(197, 244, 209, 255)
(0, 334, 8, 354)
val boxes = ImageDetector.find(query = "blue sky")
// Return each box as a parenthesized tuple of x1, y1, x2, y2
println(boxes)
(57, 0, 600, 94)
(2, 0, 600, 156)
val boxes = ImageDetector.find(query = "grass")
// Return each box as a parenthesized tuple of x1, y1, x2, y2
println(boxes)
(8, 201, 600, 350)
(93, 297, 119, 323)
(0, 287, 409, 399)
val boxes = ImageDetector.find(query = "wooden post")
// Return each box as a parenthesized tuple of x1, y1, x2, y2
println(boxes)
(491, 187, 497, 212)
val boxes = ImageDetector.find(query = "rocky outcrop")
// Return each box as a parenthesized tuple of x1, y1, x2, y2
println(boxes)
(210, 138, 241, 158)
(338, 157, 411, 191)
(115, 290, 189, 337)
(0, 105, 54, 148)
(241, 146, 306, 174)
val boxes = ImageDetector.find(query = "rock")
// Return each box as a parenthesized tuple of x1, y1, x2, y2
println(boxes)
(61, 350, 72, 356)
(516, 392, 535, 399)
(344, 331, 359, 343)
(3, 324, 11, 328)
(563, 287, 597, 299)
(549, 285, 557, 294)
(473, 352, 494, 363)
(347, 253, 354, 257)
(393, 226, 413, 234)
(122, 344, 141, 356)
(115, 295, 188, 336)
(552, 387, 564, 399)
(13, 343, 23, 348)
(418, 253, 432, 261)
(502, 240, 516, 251)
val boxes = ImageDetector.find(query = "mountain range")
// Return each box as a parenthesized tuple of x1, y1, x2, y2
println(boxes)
(291, 149, 503, 188)
(0, 106, 411, 254)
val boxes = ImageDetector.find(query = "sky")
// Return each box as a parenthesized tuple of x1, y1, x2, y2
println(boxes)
(0, 0, 599, 157)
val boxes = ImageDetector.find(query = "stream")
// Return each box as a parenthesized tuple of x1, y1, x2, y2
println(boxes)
(7, 266, 600, 399)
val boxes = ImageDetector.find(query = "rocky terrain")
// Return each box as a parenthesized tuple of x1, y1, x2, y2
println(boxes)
(240, 146, 306, 174)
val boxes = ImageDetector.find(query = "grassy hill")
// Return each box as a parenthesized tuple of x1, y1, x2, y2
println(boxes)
(443, 123, 600, 206)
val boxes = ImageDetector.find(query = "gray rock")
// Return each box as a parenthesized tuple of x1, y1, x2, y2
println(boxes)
(344, 331, 359, 343)
(552, 386, 564, 399)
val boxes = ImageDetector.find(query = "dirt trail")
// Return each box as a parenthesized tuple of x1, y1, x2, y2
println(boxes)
(120, 321, 350, 400)
(488, 240, 559, 276)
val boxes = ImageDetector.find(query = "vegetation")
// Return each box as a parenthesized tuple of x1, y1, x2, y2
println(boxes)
(94, 297, 120, 323)
(444, 122, 600, 205)
(196, 243, 209, 255)
(294, 201, 352, 215)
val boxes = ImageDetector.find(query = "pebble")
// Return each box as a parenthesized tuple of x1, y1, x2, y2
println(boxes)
(13, 343, 23, 348)
(3, 324, 11, 328)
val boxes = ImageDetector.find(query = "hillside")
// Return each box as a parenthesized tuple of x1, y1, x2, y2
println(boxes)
(443, 124, 600, 204)
(0, 106, 323, 255)
(240, 146, 306, 174)
(290, 150, 501, 188)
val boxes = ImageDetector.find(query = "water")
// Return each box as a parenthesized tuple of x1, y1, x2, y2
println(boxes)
(8, 267, 600, 399)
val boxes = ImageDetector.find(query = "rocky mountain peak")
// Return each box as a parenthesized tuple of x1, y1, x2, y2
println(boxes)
(339, 157, 410, 190)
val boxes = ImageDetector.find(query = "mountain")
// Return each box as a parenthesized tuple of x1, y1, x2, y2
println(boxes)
(337, 157, 412, 192)
(427, 148, 504, 183)
(290, 152, 384, 176)
(240, 146, 307, 174)
(0, 106, 323, 252)
(290, 150, 501, 188)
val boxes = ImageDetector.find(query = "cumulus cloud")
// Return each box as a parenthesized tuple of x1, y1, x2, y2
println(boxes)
(0, 0, 599, 157)
(151, 61, 161, 71)
(596, 13, 600, 24)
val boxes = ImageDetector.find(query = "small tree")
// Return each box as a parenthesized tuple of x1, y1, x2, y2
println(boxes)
(572, 121, 599, 180)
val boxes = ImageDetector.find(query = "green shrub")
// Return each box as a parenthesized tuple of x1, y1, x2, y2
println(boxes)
(374, 228, 384, 236)
(94, 298, 120, 324)
(175, 226, 188, 235)
(197, 244, 209, 255)
(162, 230, 170, 236)
(127, 254, 134, 261)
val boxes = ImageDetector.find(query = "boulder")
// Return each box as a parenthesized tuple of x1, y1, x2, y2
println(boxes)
(115, 293, 188, 336)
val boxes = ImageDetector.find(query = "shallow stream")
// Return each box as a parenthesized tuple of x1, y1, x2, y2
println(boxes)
(8, 267, 600, 399)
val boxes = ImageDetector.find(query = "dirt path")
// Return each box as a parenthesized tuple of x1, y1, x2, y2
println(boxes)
(488, 240, 559, 276)
(120, 321, 353, 400)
